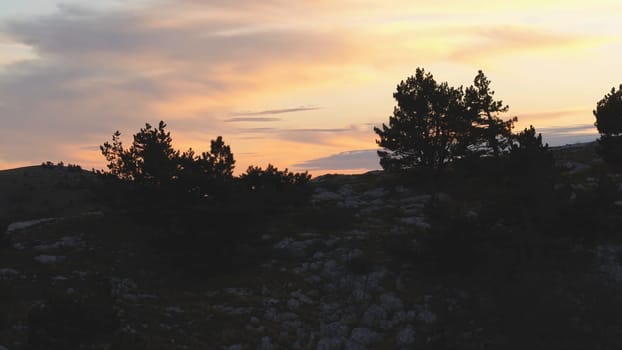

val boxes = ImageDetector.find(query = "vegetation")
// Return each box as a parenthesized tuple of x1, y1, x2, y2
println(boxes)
(98, 121, 311, 270)
(374, 69, 518, 171)
(594, 84, 622, 165)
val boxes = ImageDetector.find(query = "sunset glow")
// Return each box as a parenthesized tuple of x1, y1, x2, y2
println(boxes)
(1, 1, 620, 175)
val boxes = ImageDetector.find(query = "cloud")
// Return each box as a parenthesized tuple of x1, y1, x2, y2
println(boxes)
(0, 0, 616, 170)
(294, 149, 381, 171)
(538, 123, 598, 146)
(224, 117, 282, 122)
(538, 124, 596, 134)
(228, 106, 321, 117)
(448, 26, 602, 63)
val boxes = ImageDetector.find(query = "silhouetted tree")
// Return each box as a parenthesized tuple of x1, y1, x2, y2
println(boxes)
(508, 125, 553, 172)
(465, 70, 517, 156)
(240, 164, 310, 191)
(374, 68, 517, 171)
(131, 121, 178, 186)
(100, 121, 234, 196)
(177, 137, 236, 198)
(594, 84, 622, 165)
(374, 68, 469, 170)
(100, 121, 178, 186)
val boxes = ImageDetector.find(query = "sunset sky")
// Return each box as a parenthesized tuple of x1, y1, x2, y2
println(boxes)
(0, 0, 620, 175)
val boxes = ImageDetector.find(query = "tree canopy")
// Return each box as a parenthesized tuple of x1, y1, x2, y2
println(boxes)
(594, 84, 622, 164)
(100, 121, 235, 197)
(374, 68, 518, 171)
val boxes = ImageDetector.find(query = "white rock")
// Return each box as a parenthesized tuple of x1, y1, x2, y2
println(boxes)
(316, 337, 344, 350)
(361, 304, 388, 328)
(165, 306, 184, 313)
(414, 305, 437, 324)
(34, 255, 65, 264)
(350, 327, 381, 346)
(277, 312, 299, 322)
(379, 293, 404, 312)
(344, 340, 366, 350)
(0, 268, 19, 277)
(287, 298, 301, 311)
(363, 188, 387, 198)
(258, 336, 273, 350)
(6, 218, 55, 233)
(313, 191, 343, 201)
(321, 322, 349, 337)
(399, 216, 431, 230)
(396, 325, 416, 346)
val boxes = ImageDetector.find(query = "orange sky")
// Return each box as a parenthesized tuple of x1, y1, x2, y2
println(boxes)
(0, 0, 620, 175)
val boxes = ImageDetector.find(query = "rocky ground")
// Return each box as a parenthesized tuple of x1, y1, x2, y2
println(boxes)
(2, 151, 622, 349)
(0, 182, 443, 349)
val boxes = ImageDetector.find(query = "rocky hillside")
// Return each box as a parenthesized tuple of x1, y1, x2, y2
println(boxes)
(1, 143, 622, 349)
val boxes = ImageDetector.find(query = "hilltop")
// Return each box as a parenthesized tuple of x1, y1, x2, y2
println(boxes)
(1, 142, 622, 349)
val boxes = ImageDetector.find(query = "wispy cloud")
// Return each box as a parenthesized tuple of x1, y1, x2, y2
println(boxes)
(294, 149, 381, 172)
(538, 123, 598, 146)
(224, 117, 282, 122)
(228, 106, 321, 117)
(448, 26, 603, 63)
(0, 0, 618, 171)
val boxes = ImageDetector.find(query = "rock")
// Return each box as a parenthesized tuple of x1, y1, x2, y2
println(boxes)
(414, 305, 437, 324)
(274, 239, 326, 260)
(379, 293, 404, 313)
(338, 185, 354, 196)
(361, 304, 388, 328)
(399, 216, 431, 230)
(350, 327, 381, 346)
(212, 305, 254, 315)
(564, 161, 590, 174)
(393, 310, 417, 324)
(287, 298, 301, 311)
(321, 322, 349, 337)
(0, 268, 19, 278)
(363, 188, 387, 199)
(313, 191, 343, 201)
(291, 290, 313, 304)
(109, 277, 137, 296)
(0, 345, 8, 350)
(396, 325, 416, 346)
(264, 308, 278, 322)
(316, 337, 344, 350)
(322, 259, 343, 279)
(281, 318, 302, 332)
(228, 345, 242, 350)
(277, 312, 299, 323)
(263, 297, 280, 307)
(224, 288, 253, 296)
(344, 340, 366, 350)
(33, 255, 65, 264)
(351, 289, 372, 303)
(341, 199, 363, 208)
(258, 336, 273, 350)
(6, 218, 55, 233)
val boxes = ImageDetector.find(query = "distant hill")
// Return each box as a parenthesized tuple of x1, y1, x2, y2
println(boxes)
(0, 165, 102, 224)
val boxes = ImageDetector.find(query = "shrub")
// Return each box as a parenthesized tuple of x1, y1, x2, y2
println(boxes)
(26, 292, 119, 350)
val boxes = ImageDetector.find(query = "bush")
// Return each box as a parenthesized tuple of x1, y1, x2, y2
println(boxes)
(239, 164, 311, 208)
(26, 292, 119, 350)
